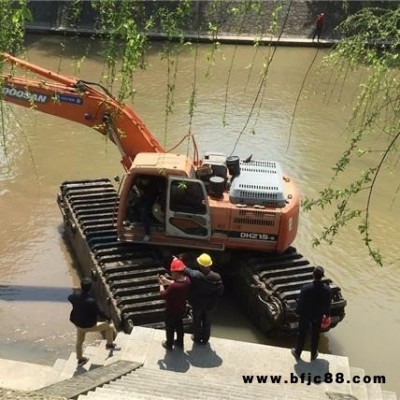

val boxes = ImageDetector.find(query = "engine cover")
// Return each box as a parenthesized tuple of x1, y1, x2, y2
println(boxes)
(229, 160, 286, 208)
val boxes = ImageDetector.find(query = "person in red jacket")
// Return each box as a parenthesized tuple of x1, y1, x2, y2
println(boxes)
(158, 257, 191, 350)
(312, 12, 325, 41)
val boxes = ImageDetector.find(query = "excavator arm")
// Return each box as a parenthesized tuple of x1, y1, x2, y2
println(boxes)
(0, 53, 164, 171)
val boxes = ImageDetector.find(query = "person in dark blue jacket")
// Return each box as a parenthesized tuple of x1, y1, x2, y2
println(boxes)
(68, 278, 120, 367)
(185, 253, 224, 345)
(291, 266, 332, 362)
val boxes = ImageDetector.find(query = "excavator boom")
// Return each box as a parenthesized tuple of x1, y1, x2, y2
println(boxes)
(0, 53, 164, 170)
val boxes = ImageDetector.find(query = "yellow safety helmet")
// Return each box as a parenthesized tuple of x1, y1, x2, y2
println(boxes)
(197, 253, 213, 268)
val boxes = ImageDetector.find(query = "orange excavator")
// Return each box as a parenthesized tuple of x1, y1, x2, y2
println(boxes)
(0, 53, 346, 334)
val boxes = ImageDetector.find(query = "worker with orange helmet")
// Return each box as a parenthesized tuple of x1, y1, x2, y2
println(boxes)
(158, 257, 191, 350)
(185, 253, 224, 345)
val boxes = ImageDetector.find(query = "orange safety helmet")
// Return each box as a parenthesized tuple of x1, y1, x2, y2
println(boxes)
(170, 258, 186, 272)
(321, 315, 332, 330)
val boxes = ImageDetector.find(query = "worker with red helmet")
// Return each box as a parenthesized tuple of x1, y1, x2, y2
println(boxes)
(158, 257, 191, 350)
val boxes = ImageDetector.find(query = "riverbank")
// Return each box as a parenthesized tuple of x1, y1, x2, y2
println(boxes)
(26, 1, 394, 43)
(26, 24, 336, 48)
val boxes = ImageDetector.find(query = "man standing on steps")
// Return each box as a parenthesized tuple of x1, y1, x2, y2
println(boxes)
(185, 253, 224, 345)
(158, 257, 191, 351)
(291, 266, 332, 362)
(68, 277, 120, 367)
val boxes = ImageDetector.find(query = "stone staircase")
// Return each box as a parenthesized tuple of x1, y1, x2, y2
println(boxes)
(0, 327, 397, 400)
(42, 332, 134, 386)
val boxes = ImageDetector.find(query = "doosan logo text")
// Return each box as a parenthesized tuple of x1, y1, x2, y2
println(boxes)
(2, 86, 49, 103)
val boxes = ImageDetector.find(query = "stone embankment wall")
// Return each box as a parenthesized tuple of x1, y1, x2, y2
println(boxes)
(26, 1, 395, 40)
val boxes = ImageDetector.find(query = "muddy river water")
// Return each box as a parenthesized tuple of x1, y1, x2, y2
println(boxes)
(0, 35, 399, 394)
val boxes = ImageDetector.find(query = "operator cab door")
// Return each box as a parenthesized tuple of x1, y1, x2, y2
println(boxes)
(166, 177, 211, 240)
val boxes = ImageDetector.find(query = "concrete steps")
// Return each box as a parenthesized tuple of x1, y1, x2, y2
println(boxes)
(48, 332, 131, 383)
(350, 367, 369, 400)
(81, 392, 165, 400)
(83, 333, 130, 368)
(383, 391, 398, 400)
(0, 327, 396, 399)
(58, 352, 91, 381)
(72, 327, 397, 400)
(35, 360, 141, 399)
(367, 380, 384, 400)
(100, 367, 328, 399)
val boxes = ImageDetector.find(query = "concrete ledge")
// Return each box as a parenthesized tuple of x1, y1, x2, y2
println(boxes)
(25, 24, 336, 48)
(0, 387, 66, 400)
(0, 359, 57, 391)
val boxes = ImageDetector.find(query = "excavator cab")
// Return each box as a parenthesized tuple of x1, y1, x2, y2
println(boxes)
(117, 153, 215, 249)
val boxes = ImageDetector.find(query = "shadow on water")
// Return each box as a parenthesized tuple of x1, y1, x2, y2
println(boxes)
(0, 284, 72, 302)
(0, 340, 58, 366)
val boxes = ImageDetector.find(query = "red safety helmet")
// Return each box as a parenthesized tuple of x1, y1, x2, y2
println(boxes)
(321, 315, 332, 330)
(170, 258, 186, 272)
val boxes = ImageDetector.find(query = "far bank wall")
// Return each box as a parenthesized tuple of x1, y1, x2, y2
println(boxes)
(26, 1, 397, 40)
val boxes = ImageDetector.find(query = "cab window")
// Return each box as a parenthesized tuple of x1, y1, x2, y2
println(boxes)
(170, 180, 207, 215)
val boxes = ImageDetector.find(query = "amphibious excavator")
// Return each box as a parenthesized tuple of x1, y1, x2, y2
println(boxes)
(0, 53, 346, 334)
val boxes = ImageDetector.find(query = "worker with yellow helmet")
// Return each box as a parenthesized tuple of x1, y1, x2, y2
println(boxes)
(185, 253, 224, 345)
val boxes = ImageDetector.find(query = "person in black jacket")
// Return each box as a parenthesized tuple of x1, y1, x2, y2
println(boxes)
(185, 253, 224, 345)
(291, 266, 332, 362)
(68, 278, 120, 367)
(133, 176, 163, 242)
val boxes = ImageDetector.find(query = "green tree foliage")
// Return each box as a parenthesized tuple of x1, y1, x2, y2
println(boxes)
(90, 0, 153, 102)
(0, 0, 30, 54)
(0, 0, 31, 158)
(303, 7, 400, 265)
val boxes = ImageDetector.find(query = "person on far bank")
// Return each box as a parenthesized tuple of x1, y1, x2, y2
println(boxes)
(68, 277, 120, 367)
(291, 266, 332, 362)
(185, 253, 224, 345)
(158, 257, 191, 351)
(312, 12, 325, 41)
